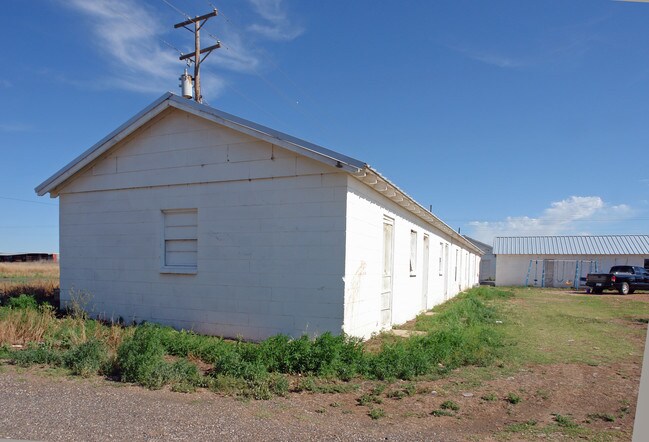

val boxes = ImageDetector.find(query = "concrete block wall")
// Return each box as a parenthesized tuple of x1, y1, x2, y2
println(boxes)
(342, 176, 480, 339)
(58, 108, 349, 340)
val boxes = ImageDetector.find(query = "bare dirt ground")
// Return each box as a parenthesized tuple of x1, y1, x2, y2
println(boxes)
(0, 358, 641, 441)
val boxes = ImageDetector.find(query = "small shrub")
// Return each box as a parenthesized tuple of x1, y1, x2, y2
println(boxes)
(64, 340, 108, 377)
(587, 412, 615, 422)
(171, 381, 197, 393)
(66, 289, 94, 320)
(5, 294, 38, 310)
(440, 400, 460, 411)
(481, 392, 498, 401)
(12, 344, 63, 367)
(116, 323, 170, 389)
(267, 373, 289, 397)
(208, 375, 246, 396)
(506, 392, 522, 404)
(0, 344, 11, 359)
(387, 383, 416, 399)
(294, 377, 358, 394)
(368, 407, 385, 420)
(357, 393, 383, 406)
(505, 420, 537, 433)
(553, 414, 578, 428)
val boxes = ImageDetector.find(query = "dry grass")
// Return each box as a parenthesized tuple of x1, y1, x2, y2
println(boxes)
(0, 262, 60, 279)
(0, 307, 131, 350)
(0, 262, 60, 307)
(0, 306, 57, 346)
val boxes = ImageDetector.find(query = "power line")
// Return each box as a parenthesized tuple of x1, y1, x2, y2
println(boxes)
(206, 10, 335, 138)
(160, 0, 191, 20)
(110, 5, 183, 56)
(0, 225, 57, 229)
(0, 196, 57, 207)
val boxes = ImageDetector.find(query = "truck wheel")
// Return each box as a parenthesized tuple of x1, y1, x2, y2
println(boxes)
(619, 282, 630, 295)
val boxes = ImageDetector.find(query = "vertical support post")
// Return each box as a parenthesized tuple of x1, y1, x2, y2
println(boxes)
(194, 19, 201, 103)
(574, 261, 580, 289)
(174, 9, 219, 104)
(541, 260, 546, 288)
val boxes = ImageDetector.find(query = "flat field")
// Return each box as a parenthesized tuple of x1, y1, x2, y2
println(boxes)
(0, 268, 647, 441)
(0, 261, 59, 304)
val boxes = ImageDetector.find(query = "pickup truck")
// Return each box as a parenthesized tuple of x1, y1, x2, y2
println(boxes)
(586, 266, 649, 295)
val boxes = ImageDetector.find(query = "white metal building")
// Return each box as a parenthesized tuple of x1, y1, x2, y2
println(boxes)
(464, 236, 496, 282)
(36, 93, 481, 340)
(493, 235, 649, 288)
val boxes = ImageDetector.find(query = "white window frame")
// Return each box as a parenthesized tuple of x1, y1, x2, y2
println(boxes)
(160, 208, 198, 275)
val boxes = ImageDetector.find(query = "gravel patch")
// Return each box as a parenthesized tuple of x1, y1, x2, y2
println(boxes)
(0, 368, 457, 442)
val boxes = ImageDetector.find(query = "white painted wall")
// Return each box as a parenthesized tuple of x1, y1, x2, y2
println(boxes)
(495, 254, 648, 287)
(59, 109, 348, 341)
(342, 176, 480, 339)
(57, 107, 481, 341)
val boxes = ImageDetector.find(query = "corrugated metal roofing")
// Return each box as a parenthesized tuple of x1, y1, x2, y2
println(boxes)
(493, 235, 649, 255)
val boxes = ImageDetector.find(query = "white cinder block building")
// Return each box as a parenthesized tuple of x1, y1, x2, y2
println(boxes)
(36, 93, 481, 340)
(493, 235, 649, 288)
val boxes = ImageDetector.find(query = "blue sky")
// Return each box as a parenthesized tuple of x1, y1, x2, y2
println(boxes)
(1, 0, 648, 253)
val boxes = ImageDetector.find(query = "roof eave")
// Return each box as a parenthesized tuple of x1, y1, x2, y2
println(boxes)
(35, 92, 175, 197)
(34, 93, 367, 197)
(354, 167, 483, 255)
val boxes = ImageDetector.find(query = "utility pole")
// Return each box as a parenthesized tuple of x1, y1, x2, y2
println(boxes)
(174, 9, 221, 103)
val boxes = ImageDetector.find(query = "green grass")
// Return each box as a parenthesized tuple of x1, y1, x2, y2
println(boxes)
(505, 392, 522, 404)
(496, 288, 649, 366)
(440, 400, 460, 411)
(2, 286, 647, 404)
(368, 407, 386, 420)
(504, 420, 537, 433)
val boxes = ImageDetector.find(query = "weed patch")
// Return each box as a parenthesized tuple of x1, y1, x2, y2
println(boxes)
(505, 420, 537, 433)
(440, 400, 460, 411)
(64, 340, 108, 377)
(368, 407, 385, 420)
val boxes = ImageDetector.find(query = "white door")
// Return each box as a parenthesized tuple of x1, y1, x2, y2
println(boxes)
(422, 235, 429, 310)
(381, 218, 394, 328)
(444, 244, 449, 300)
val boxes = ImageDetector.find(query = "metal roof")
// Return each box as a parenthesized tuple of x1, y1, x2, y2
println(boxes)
(34, 92, 481, 255)
(35, 92, 367, 197)
(493, 235, 649, 255)
(463, 236, 493, 254)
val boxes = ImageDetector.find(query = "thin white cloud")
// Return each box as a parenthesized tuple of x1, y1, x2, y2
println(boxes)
(64, 0, 226, 95)
(468, 196, 634, 243)
(0, 123, 31, 132)
(62, 0, 303, 98)
(247, 0, 304, 41)
(453, 48, 530, 68)
(452, 18, 600, 69)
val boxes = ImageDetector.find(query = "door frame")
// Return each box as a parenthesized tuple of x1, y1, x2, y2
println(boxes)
(381, 216, 395, 328)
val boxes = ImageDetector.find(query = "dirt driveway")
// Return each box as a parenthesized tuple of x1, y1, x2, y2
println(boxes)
(0, 358, 641, 441)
